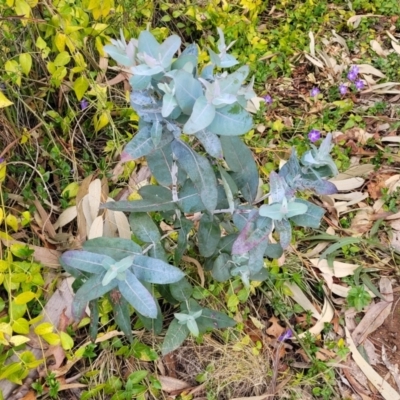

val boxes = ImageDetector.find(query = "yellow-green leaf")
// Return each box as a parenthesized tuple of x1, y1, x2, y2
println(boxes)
(73, 76, 90, 101)
(0, 322, 13, 336)
(6, 0, 14, 7)
(19, 53, 32, 76)
(34, 322, 53, 336)
(0, 208, 3, 225)
(10, 301, 27, 319)
(9, 335, 30, 346)
(61, 182, 80, 198)
(0, 362, 21, 380)
(15, 0, 31, 19)
(10, 243, 33, 258)
(20, 211, 31, 226)
(5, 214, 19, 231)
(35, 36, 47, 50)
(0, 92, 13, 109)
(41, 332, 60, 345)
(94, 111, 110, 132)
(53, 51, 71, 67)
(60, 331, 74, 350)
(14, 291, 36, 305)
(271, 119, 285, 132)
(12, 318, 30, 334)
(55, 32, 66, 52)
(0, 259, 10, 272)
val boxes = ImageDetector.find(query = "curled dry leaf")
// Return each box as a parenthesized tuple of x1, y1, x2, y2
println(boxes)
(114, 211, 131, 239)
(329, 177, 365, 191)
(310, 258, 359, 278)
(285, 282, 321, 319)
(88, 215, 104, 239)
(245, 97, 265, 114)
(158, 376, 191, 393)
(88, 179, 102, 221)
(345, 327, 400, 400)
(382, 346, 400, 392)
(53, 206, 77, 230)
(298, 297, 334, 338)
(392, 41, 400, 55)
(370, 40, 390, 57)
(358, 64, 386, 78)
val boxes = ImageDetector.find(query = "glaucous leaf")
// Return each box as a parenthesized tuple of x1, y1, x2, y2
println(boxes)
(61, 250, 114, 275)
(289, 199, 325, 228)
(83, 238, 142, 261)
(109, 291, 133, 341)
(138, 30, 159, 59)
(183, 96, 216, 134)
(208, 104, 252, 136)
(162, 319, 189, 355)
(211, 253, 231, 282)
(170, 277, 194, 302)
(275, 219, 292, 249)
(129, 212, 161, 243)
(194, 129, 222, 158)
(198, 213, 221, 258)
(118, 270, 158, 318)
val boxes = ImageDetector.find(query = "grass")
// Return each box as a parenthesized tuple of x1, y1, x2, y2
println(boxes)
(1, 0, 400, 399)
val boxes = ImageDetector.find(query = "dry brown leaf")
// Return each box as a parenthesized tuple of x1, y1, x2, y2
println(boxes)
(309, 31, 315, 57)
(88, 215, 104, 239)
(230, 395, 270, 400)
(364, 339, 379, 366)
(310, 258, 359, 278)
(345, 327, 400, 400)
(350, 207, 374, 234)
(20, 391, 36, 400)
(304, 53, 325, 69)
(159, 376, 191, 393)
(329, 177, 365, 191)
(53, 206, 77, 230)
(285, 282, 321, 318)
(88, 179, 102, 221)
(370, 40, 389, 57)
(266, 316, 285, 338)
(114, 211, 131, 239)
(33, 198, 57, 239)
(76, 174, 93, 242)
(381, 136, 400, 143)
(382, 346, 400, 392)
(298, 297, 334, 338)
(392, 41, 400, 55)
(245, 97, 265, 114)
(358, 64, 386, 78)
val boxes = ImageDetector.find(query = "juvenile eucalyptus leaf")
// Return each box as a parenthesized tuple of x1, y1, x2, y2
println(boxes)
(138, 30, 160, 59)
(194, 129, 222, 158)
(175, 217, 194, 264)
(129, 212, 161, 243)
(264, 243, 283, 259)
(208, 104, 252, 136)
(158, 34, 181, 68)
(89, 300, 99, 342)
(215, 233, 238, 255)
(177, 180, 206, 213)
(61, 250, 114, 275)
(72, 273, 118, 319)
(248, 240, 268, 274)
(131, 255, 185, 284)
(162, 319, 189, 355)
(109, 291, 133, 341)
(138, 185, 173, 203)
(137, 305, 163, 335)
(173, 140, 218, 212)
(219, 66, 249, 94)
(146, 144, 174, 186)
(102, 198, 177, 213)
(169, 70, 202, 115)
(83, 238, 142, 261)
(211, 253, 231, 282)
(118, 270, 158, 318)
(129, 74, 151, 90)
(183, 96, 216, 134)
(289, 199, 325, 228)
(275, 219, 292, 249)
(170, 278, 194, 302)
(220, 137, 259, 202)
(151, 120, 163, 146)
(198, 214, 221, 258)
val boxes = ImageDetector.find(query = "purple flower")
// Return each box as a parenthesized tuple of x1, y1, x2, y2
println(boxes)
(355, 79, 364, 91)
(339, 84, 348, 96)
(263, 94, 272, 104)
(308, 129, 321, 142)
(347, 65, 359, 82)
(278, 329, 293, 342)
(310, 87, 320, 97)
(80, 99, 89, 110)
(0, 157, 4, 164)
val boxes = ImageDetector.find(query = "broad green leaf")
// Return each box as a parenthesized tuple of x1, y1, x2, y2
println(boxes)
(83, 237, 142, 261)
(129, 74, 151, 90)
(186, 319, 199, 337)
(161, 319, 189, 355)
(138, 185, 173, 203)
(118, 270, 157, 318)
(146, 144, 174, 186)
(177, 180, 207, 213)
(198, 213, 221, 257)
(61, 250, 114, 274)
(208, 104, 252, 136)
(73, 76, 89, 100)
(19, 53, 32, 75)
(169, 278, 193, 301)
(175, 217, 194, 264)
(131, 255, 185, 284)
(129, 212, 160, 243)
(183, 96, 216, 134)
(162, 93, 178, 117)
(320, 237, 363, 259)
(128, 370, 149, 384)
(9, 335, 30, 346)
(172, 140, 218, 212)
(220, 137, 259, 202)
(34, 322, 53, 335)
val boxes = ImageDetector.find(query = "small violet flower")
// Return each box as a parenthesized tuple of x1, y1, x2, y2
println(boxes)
(278, 329, 293, 342)
(80, 99, 89, 110)
(347, 65, 359, 82)
(308, 129, 321, 143)
(310, 87, 320, 97)
(0, 157, 4, 164)
(339, 84, 348, 96)
(263, 94, 272, 104)
(355, 79, 364, 91)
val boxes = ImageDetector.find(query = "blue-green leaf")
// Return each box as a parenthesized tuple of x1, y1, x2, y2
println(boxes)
(194, 129, 222, 158)
(170, 278, 194, 302)
(183, 96, 216, 134)
(138, 31, 159, 59)
(172, 140, 218, 212)
(159, 35, 181, 68)
(211, 253, 231, 282)
(289, 199, 325, 228)
(61, 250, 114, 274)
(118, 270, 157, 318)
(83, 238, 142, 261)
(170, 70, 202, 115)
(131, 255, 184, 284)
(129, 212, 161, 243)
(109, 291, 133, 341)
(208, 103, 252, 136)
(198, 213, 221, 257)
(162, 319, 189, 355)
